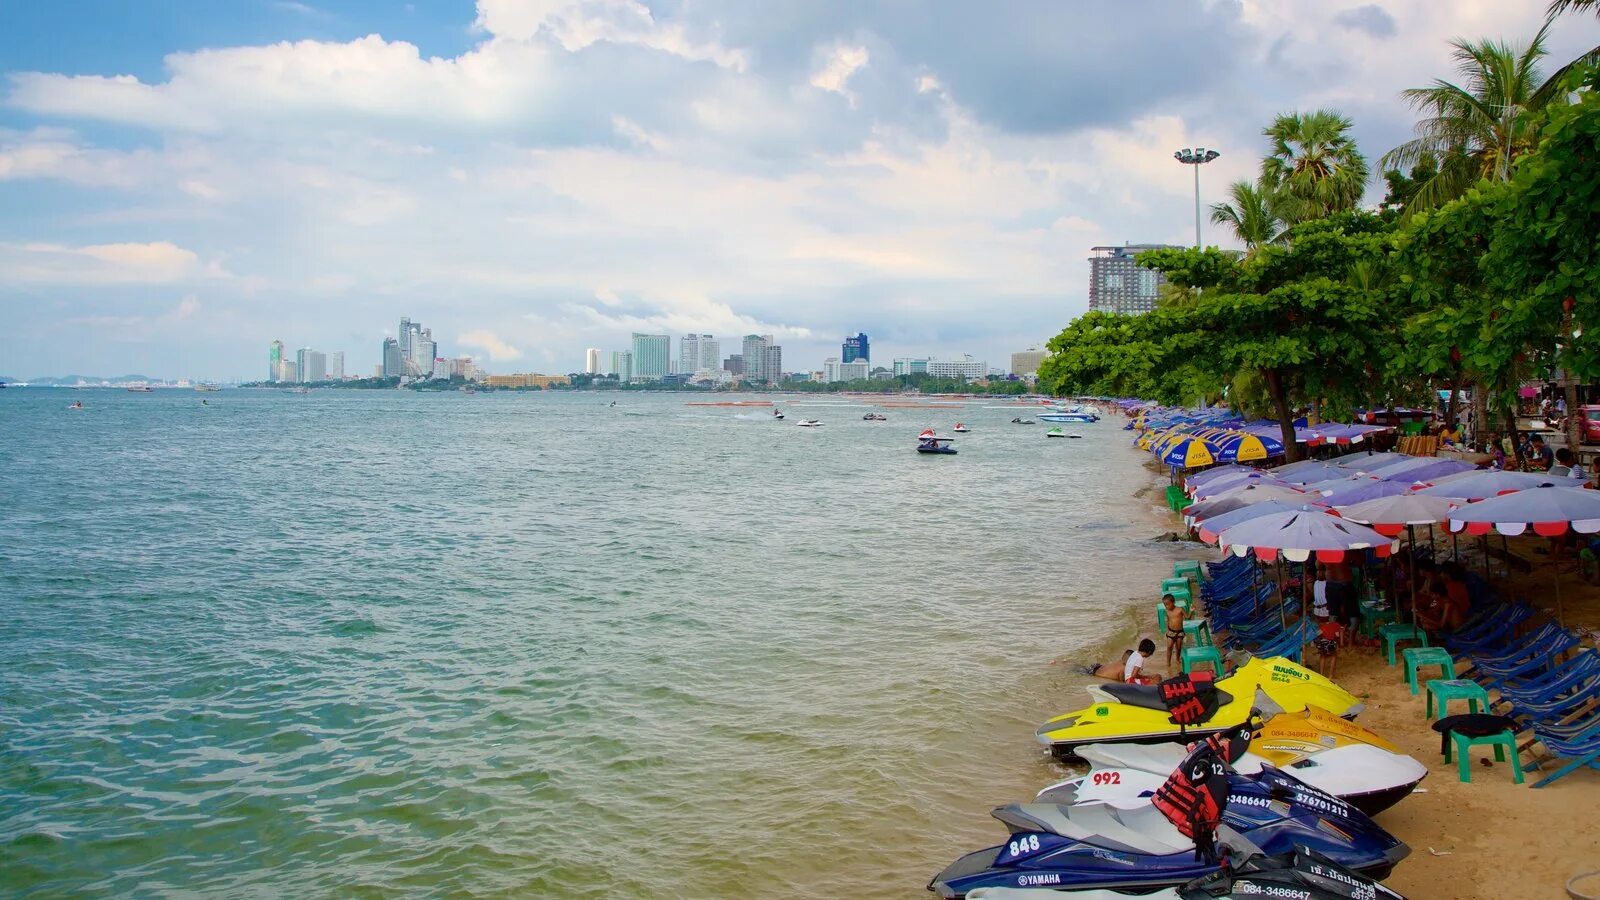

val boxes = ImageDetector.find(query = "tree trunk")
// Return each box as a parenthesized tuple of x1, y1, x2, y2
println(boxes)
(1471, 382, 1489, 451)
(1504, 403, 1526, 470)
(1263, 367, 1302, 463)
(1565, 381, 1582, 458)
(1444, 375, 1460, 430)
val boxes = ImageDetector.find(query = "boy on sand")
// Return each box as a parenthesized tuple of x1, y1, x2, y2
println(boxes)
(1125, 638, 1159, 684)
(1312, 615, 1343, 679)
(1162, 594, 1185, 668)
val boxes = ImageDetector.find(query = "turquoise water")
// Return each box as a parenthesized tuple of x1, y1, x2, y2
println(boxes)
(0, 390, 1187, 896)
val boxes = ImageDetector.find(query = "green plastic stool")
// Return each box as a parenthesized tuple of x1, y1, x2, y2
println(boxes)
(1360, 602, 1396, 638)
(1183, 618, 1212, 648)
(1445, 729, 1524, 784)
(1379, 622, 1429, 666)
(1165, 485, 1185, 511)
(1174, 560, 1202, 582)
(1403, 646, 1455, 695)
(1182, 645, 1224, 675)
(1162, 587, 1192, 609)
(1160, 577, 1190, 595)
(1426, 679, 1489, 720)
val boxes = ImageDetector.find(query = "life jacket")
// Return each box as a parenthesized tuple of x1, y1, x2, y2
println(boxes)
(1151, 721, 1255, 864)
(1157, 671, 1221, 726)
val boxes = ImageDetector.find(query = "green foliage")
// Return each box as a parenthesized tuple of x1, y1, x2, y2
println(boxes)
(1261, 110, 1370, 223)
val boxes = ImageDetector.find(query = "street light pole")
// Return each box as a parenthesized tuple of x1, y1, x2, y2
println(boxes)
(1173, 147, 1221, 248)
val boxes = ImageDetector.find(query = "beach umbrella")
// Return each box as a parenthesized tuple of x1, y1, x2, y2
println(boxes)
(1339, 492, 1462, 621)
(1195, 500, 1305, 544)
(1447, 485, 1600, 624)
(1190, 470, 1284, 498)
(1273, 462, 1347, 485)
(1158, 435, 1220, 469)
(1273, 458, 1343, 480)
(1186, 464, 1263, 491)
(1415, 470, 1573, 501)
(1217, 506, 1397, 563)
(1319, 478, 1412, 507)
(1215, 431, 1286, 463)
(1374, 457, 1478, 483)
(1184, 483, 1312, 523)
(1331, 452, 1412, 472)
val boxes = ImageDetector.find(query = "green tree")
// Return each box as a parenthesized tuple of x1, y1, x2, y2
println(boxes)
(1209, 179, 1287, 254)
(1546, 1, 1600, 85)
(1261, 110, 1370, 223)
(1381, 24, 1563, 211)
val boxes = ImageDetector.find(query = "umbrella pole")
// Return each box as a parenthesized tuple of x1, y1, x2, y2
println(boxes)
(1428, 524, 1435, 562)
(1452, 531, 1459, 563)
(1554, 558, 1566, 627)
(1407, 524, 1418, 625)
(1278, 558, 1288, 634)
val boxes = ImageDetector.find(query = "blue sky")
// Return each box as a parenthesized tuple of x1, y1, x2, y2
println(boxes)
(3, 1, 1598, 380)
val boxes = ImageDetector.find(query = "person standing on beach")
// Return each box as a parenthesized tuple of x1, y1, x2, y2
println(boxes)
(1162, 594, 1185, 669)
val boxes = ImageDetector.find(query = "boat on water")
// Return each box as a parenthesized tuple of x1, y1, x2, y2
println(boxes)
(194, 384, 221, 392)
(952, 423, 971, 433)
(773, 410, 785, 420)
(797, 419, 823, 427)
(1046, 427, 1066, 438)
(1038, 404, 1099, 423)
(1011, 417, 1035, 425)
(126, 386, 154, 393)
(917, 430, 957, 455)
(67, 401, 84, 410)
(862, 413, 887, 421)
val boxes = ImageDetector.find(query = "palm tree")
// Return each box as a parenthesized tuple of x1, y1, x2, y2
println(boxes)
(1546, 0, 1600, 90)
(1209, 179, 1286, 254)
(1260, 110, 1369, 223)
(1381, 24, 1563, 210)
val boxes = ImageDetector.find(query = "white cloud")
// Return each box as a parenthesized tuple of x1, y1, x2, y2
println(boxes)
(810, 42, 869, 102)
(473, 0, 747, 70)
(1, 241, 208, 284)
(458, 328, 522, 360)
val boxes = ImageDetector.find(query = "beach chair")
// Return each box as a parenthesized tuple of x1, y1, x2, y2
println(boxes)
(1443, 604, 1534, 654)
(1525, 715, 1600, 788)
(1473, 629, 1581, 685)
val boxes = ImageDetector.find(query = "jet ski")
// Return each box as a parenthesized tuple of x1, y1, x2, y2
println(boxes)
(930, 724, 1409, 898)
(797, 419, 823, 427)
(1040, 706, 1427, 816)
(1037, 657, 1363, 760)
(964, 847, 1405, 899)
(1012, 418, 1035, 425)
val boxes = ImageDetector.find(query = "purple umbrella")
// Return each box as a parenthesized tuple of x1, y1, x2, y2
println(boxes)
(1184, 483, 1312, 523)
(1273, 462, 1347, 485)
(1377, 458, 1479, 484)
(1195, 500, 1305, 544)
(1186, 464, 1261, 491)
(1192, 470, 1284, 499)
(1331, 452, 1413, 473)
(1273, 458, 1345, 479)
(1415, 470, 1575, 501)
(1320, 478, 1412, 507)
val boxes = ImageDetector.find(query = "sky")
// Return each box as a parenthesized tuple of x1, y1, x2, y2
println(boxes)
(3, 1, 1598, 380)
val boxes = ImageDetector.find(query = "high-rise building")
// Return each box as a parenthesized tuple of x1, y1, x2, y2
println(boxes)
(925, 355, 987, 380)
(631, 333, 670, 380)
(382, 338, 404, 377)
(297, 348, 327, 383)
(1010, 349, 1047, 378)
(585, 348, 602, 375)
(699, 337, 719, 373)
(269, 340, 284, 382)
(277, 357, 299, 382)
(741, 334, 781, 383)
(893, 357, 929, 377)
(610, 350, 633, 382)
(724, 354, 743, 376)
(328, 351, 345, 381)
(677, 334, 701, 374)
(764, 344, 782, 382)
(822, 358, 869, 382)
(842, 332, 870, 364)
(1088, 244, 1180, 315)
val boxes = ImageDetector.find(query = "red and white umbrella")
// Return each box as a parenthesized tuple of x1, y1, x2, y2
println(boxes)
(1445, 484, 1600, 537)
(1338, 493, 1459, 537)
(1414, 469, 1572, 501)
(1217, 505, 1397, 562)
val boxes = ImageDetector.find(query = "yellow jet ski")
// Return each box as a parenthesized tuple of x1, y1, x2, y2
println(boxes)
(1036, 656, 1363, 760)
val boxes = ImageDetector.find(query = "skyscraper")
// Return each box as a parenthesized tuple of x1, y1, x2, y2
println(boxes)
(585, 348, 602, 374)
(842, 332, 870, 364)
(328, 351, 345, 381)
(610, 350, 633, 382)
(678, 334, 701, 375)
(764, 343, 782, 382)
(631, 333, 670, 380)
(296, 348, 327, 383)
(1010, 349, 1046, 378)
(1087, 244, 1180, 315)
(741, 334, 769, 382)
(269, 340, 284, 382)
(724, 354, 743, 375)
(700, 337, 719, 372)
(382, 338, 403, 377)
(411, 332, 436, 377)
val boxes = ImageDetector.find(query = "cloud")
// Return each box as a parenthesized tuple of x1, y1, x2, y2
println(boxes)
(1, 241, 207, 284)
(457, 328, 522, 361)
(810, 42, 869, 103)
(1332, 5, 1398, 39)
(473, 0, 748, 70)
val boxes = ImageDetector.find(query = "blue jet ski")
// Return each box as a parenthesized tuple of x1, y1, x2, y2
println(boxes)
(929, 722, 1408, 898)
(965, 847, 1405, 899)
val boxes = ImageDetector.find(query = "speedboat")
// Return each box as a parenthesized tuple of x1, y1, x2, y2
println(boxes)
(953, 423, 971, 433)
(962, 847, 1405, 899)
(126, 386, 154, 392)
(1036, 657, 1363, 760)
(930, 733, 1408, 897)
(797, 419, 823, 427)
(863, 413, 887, 421)
(1039, 405, 1099, 424)
(1040, 706, 1427, 816)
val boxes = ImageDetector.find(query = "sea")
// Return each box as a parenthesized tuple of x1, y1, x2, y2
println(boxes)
(0, 389, 1192, 897)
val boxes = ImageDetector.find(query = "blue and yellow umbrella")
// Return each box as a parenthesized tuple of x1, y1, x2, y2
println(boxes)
(1215, 431, 1286, 463)
(1158, 435, 1220, 469)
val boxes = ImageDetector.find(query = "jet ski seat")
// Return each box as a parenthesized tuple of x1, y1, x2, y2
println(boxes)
(1099, 682, 1233, 713)
(996, 803, 1192, 856)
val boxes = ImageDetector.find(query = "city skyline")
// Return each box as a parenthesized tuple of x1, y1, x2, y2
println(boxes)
(5, 4, 1596, 381)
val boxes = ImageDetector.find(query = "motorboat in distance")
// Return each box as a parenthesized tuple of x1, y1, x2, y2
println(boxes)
(797, 419, 823, 427)
(952, 423, 971, 433)
(1038, 404, 1099, 423)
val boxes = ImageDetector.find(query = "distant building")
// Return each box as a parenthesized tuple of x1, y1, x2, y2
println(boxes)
(398, 317, 437, 376)
(610, 350, 633, 382)
(484, 373, 572, 389)
(631, 333, 670, 380)
(925, 355, 986, 380)
(297, 348, 327, 383)
(1088, 244, 1180, 315)
(382, 338, 404, 377)
(724, 354, 743, 376)
(585, 348, 602, 375)
(1010, 349, 1047, 378)
(843, 332, 870, 364)
(892, 358, 929, 378)
(269, 340, 284, 382)
(822, 357, 870, 383)
(328, 351, 345, 381)
(742, 334, 782, 383)
(677, 334, 717, 375)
